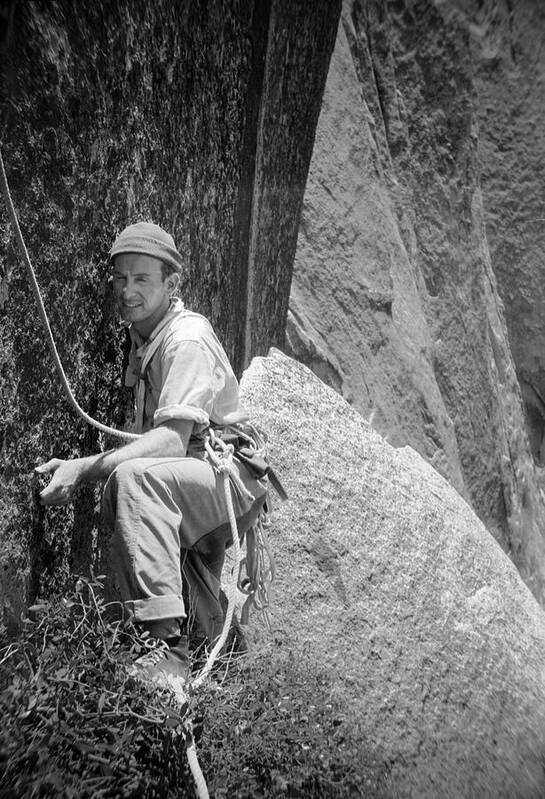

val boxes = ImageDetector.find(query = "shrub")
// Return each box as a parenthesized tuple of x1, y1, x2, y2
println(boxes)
(194, 649, 385, 798)
(0, 576, 193, 798)
(0, 577, 387, 798)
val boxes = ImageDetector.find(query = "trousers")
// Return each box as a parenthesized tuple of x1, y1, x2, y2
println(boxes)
(102, 455, 268, 642)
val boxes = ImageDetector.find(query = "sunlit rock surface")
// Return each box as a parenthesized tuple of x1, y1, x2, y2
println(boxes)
(241, 349, 545, 798)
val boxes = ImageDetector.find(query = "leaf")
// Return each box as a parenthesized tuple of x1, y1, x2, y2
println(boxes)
(74, 740, 94, 754)
(97, 692, 107, 713)
(163, 706, 183, 721)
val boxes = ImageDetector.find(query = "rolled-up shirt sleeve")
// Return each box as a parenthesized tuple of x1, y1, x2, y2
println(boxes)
(153, 339, 215, 427)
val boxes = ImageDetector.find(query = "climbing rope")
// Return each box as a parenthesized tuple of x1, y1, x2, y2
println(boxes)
(169, 437, 248, 799)
(185, 724, 210, 799)
(238, 510, 275, 628)
(193, 433, 251, 690)
(0, 144, 138, 441)
(184, 434, 249, 795)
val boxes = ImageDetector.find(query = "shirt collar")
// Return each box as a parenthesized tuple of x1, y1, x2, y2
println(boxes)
(129, 298, 185, 352)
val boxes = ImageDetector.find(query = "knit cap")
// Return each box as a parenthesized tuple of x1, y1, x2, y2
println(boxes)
(109, 222, 183, 273)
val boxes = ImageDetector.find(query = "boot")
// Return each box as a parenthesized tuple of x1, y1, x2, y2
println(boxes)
(129, 635, 190, 688)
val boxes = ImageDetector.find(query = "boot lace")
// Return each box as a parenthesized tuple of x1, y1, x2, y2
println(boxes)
(133, 639, 170, 668)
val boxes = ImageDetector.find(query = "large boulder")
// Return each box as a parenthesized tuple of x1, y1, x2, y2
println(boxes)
(240, 349, 545, 798)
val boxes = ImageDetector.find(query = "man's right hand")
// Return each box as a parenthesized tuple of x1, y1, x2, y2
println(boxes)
(34, 458, 89, 506)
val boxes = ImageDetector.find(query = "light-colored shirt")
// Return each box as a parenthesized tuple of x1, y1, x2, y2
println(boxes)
(125, 299, 246, 433)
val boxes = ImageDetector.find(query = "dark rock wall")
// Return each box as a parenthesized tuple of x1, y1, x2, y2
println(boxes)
(242, 0, 341, 363)
(287, 0, 545, 602)
(0, 0, 339, 628)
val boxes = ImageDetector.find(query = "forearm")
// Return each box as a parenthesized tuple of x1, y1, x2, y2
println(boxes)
(81, 420, 192, 483)
(37, 419, 194, 506)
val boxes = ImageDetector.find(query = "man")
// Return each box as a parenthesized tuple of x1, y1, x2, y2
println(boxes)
(36, 222, 268, 682)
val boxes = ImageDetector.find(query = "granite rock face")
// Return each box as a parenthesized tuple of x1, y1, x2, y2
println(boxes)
(0, 0, 339, 628)
(241, 349, 545, 799)
(469, 0, 545, 462)
(287, 0, 545, 603)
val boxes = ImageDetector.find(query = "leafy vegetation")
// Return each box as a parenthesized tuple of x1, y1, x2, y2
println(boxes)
(0, 577, 386, 798)
(196, 652, 383, 798)
(0, 577, 193, 798)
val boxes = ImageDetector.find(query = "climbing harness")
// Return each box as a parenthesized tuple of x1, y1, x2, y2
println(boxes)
(202, 425, 279, 629)
(1, 142, 285, 799)
(201, 426, 279, 641)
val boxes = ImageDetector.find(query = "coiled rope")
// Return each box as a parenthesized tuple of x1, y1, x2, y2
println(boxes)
(0, 143, 249, 799)
(193, 433, 250, 690)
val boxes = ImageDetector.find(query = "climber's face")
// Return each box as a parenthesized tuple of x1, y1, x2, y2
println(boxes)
(112, 253, 178, 338)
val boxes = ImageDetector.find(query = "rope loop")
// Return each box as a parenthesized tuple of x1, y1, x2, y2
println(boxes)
(191, 466, 242, 691)
(204, 433, 254, 501)
(237, 508, 275, 628)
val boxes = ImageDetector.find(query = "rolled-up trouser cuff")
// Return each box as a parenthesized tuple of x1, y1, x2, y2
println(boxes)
(124, 594, 186, 623)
